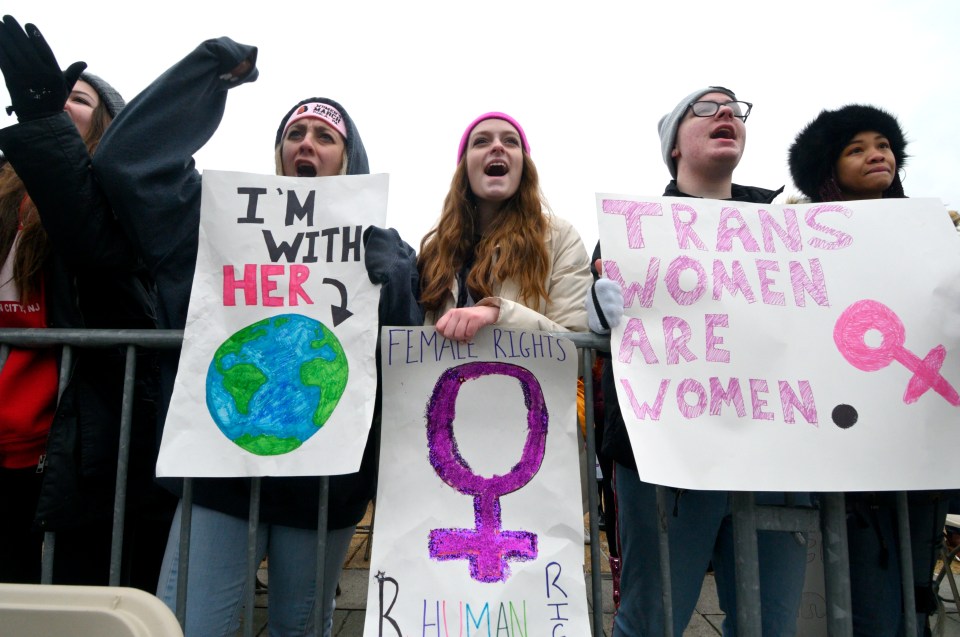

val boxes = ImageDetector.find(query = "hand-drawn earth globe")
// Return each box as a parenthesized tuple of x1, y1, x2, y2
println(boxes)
(205, 314, 348, 455)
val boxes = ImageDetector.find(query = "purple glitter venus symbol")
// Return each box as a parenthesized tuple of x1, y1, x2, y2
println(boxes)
(834, 299, 960, 406)
(425, 361, 548, 583)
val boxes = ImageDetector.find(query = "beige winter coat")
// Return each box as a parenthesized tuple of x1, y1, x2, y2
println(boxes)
(424, 215, 591, 333)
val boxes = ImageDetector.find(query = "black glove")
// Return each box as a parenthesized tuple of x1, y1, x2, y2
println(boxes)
(0, 15, 86, 121)
(363, 226, 404, 284)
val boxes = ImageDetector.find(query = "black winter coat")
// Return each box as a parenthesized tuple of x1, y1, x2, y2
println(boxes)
(93, 38, 423, 530)
(0, 112, 169, 530)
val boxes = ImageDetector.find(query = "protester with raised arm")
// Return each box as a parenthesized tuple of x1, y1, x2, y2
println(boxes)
(0, 15, 171, 589)
(93, 39, 420, 637)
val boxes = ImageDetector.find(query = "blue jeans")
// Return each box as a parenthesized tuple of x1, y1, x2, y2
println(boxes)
(613, 463, 807, 636)
(157, 501, 355, 637)
(847, 491, 950, 637)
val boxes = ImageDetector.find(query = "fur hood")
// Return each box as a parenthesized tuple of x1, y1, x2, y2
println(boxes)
(788, 104, 907, 202)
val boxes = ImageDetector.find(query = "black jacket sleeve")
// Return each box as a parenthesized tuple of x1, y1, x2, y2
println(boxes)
(364, 226, 423, 327)
(0, 112, 138, 269)
(92, 37, 258, 329)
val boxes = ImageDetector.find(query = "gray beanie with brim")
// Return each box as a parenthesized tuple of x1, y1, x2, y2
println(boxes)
(658, 86, 736, 178)
(79, 71, 125, 119)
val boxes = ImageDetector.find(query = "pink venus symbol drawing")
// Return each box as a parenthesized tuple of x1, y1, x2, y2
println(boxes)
(834, 299, 960, 406)
(425, 361, 548, 583)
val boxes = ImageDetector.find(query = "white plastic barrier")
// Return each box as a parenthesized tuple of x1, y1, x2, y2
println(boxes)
(0, 584, 183, 637)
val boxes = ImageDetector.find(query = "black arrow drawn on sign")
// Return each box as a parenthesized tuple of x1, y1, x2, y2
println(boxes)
(322, 278, 353, 327)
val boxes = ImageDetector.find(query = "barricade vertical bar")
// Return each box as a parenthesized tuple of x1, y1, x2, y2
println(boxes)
(109, 345, 137, 586)
(655, 485, 674, 637)
(363, 500, 375, 562)
(820, 492, 853, 636)
(176, 478, 193, 628)
(40, 532, 55, 585)
(41, 344, 73, 584)
(896, 491, 918, 637)
(730, 492, 762, 637)
(582, 348, 604, 636)
(364, 414, 383, 563)
(55, 344, 72, 398)
(315, 476, 330, 634)
(245, 477, 261, 637)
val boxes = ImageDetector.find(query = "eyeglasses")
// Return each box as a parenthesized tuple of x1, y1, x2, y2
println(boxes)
(687, 100, 753, 122)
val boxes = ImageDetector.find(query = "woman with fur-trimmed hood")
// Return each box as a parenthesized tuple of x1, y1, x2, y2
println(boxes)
(789, 104, 950, 637)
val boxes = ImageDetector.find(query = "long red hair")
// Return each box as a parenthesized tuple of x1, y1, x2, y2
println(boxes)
(418, 153, 551, 313)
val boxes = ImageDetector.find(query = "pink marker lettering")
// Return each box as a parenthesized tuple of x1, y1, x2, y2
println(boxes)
(223, 264, 258, 306)
(806, 204, 853, 250)
(750, 379, 774, 420)
(619, 378, 670, 420)
(789, 259, 829, 307)
(705, 314, 731, 363)
(671, 203, 708, 250)
(604, 258, 660, 309)
(709, 377, 746, 416)
(779, 380, 818, 425)
(665, 256, 706, 306)
(716, 207, 760, 253)
(663, 316, 696, 365)
(713, 260, 756, 304)
(601, 200, 663, 249)
(758, 208, 802, 253)
(619, 318, 659, 365)
(756, 260, 785, 306)
(677, 379, 707, 418)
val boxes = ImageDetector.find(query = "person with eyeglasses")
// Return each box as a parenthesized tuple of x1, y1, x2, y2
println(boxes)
(586, 86, 809, 636)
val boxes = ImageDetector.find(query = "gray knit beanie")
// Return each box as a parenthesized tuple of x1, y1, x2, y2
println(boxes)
(78, 71, 125, 119)
(658, 86, 736, 178)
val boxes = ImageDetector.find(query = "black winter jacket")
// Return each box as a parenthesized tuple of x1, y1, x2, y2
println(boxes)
(93, 38, 423, 529)
(0, 112, 167, 530)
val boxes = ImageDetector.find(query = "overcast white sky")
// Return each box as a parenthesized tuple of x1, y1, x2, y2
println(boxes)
(3, 0, 957, 251)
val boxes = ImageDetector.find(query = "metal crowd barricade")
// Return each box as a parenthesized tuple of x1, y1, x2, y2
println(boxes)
(0, 327, 926, 636)
(0, 328, 182, 589)
(568, 332, 609, 637)
(569, 331, 915, 637)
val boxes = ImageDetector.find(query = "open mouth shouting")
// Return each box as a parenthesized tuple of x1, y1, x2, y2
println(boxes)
(485, 161, 509, 177)
(710, 125, 736, 140)
(295, 161, 318, 177)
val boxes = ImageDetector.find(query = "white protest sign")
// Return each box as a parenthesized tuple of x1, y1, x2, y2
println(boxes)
(156, 170, 386, 477)
(364, 326, 589, 637)
(598, 196, 960, 491)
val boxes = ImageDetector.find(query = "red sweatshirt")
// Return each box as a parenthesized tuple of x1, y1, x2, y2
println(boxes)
(0, 215, 58, 470)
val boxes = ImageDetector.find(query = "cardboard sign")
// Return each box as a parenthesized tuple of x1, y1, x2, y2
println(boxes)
(598, 196, 960, 491)
(365, 327, 590, 636)
(157, 170, 386, 477)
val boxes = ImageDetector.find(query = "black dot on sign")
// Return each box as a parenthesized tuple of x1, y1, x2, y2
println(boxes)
(832, 404, 858, 429)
